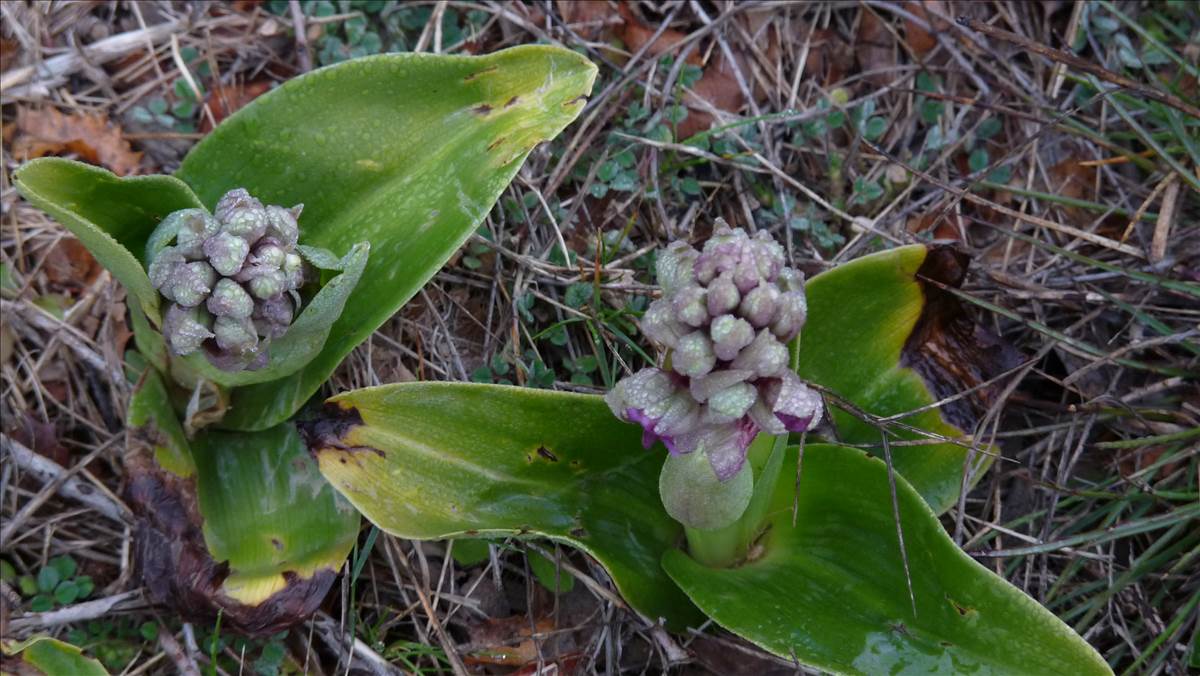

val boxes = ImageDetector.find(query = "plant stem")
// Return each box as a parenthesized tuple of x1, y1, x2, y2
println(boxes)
(683, 523, 745, 568)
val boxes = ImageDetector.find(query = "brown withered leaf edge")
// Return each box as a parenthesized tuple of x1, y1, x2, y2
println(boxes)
(124, 418, 337, 637)
(901, 245, 1022, 433)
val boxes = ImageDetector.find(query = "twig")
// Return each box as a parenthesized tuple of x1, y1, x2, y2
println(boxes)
(957, 16, 1200, 120)
(157, 626, 201, 676)
(289, 0, 312, 72)
(9, 590, 145, 631)
(1151, 176, 1180, 263)
(1, 434, 129, 539)
(0, 18, 185, 99)
(864, 142, 1147, 258)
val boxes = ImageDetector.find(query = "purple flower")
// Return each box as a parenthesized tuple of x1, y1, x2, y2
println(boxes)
(610, 221, 822, 485)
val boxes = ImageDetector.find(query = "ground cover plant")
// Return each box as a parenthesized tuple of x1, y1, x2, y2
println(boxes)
(2, 1, 1197, 674)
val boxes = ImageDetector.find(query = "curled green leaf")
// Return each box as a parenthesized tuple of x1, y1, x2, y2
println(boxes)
(12, 158, 205, 327)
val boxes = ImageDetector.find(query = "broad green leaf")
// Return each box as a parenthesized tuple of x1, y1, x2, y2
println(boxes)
(180, 242, 369, 387)
(12, 158, 204, 326)
(126, 366, 194, 476)
(304, 382, 701, 628)
(2, 636, 108, 676)
(177, 46, 597, 430)
(662, 444, 1110, 675)
(799, 245, 1014, 512)
(190, 423, 360, 607)
(125, 374, 360, 634)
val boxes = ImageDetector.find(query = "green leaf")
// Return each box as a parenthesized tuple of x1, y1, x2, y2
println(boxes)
(863, 116, 887, 140)
(2, 636, 109, 676)
(12, 159, 205, 326)
(189, 423, 360, 609)
(304, 382, 701, 628)
(48, 555, 77, 580)
(180, 242, 369, 386)
(126, 366, 195, 477)
(125, 372, 360, 634)
(798, 245, 1015, 513)
(36, 566, 61, 593)
(662, 444, 1110, 675)
(176, 47, 596, 430)
(528, 548, 575, 594)
(450, 538, 491, 567)
(968, 148, 989, 173)
(54, 580, 80, 605)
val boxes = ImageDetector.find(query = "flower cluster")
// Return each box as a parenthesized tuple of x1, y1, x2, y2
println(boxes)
(606, 222, 823, 481)
(148, 189, 306, 371)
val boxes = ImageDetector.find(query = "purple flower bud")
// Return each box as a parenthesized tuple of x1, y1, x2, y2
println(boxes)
(730, 329, 788, 378)
(672, 286, 708, 327)
(689, 369, 753, 402)
(169, 261, 217, 307)
(705, 274, 740, 315)
(282, 253, 304, 289)
(739, 284, 779, 328)
(213, 315, 258, 354)
(605, 368, 699, 453)
(640, 299, 687, 349)
(709, 314, 754, 361)
(221, 206, 269, 243)
(767, 371, 823, 432)
(148, 248, 186, 293)
(702, 381, 757, 425)
(655, 241, 697, 294)
(164, 304, 213, 356)
(206, 278, 254, 319)
(608, 220, 817, 488)
(214, 188, 264, 223)
(203, 232, 250, 276)
(251, 242, 286, 268)
(255, 295, 294, 338)
(771, 290, 807, 342)
(247, 269, 286, 300)
(173, 210, 221, 257)
(776, 267, 804, 293)
(672, 331, 716, 377)
(265, 204, 301, 247)
(699, 417, 758, 481)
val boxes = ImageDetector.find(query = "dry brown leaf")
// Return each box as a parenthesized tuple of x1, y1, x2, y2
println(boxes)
(857, 8, 898, 85)
(12, 107, 142, 176)
(557, 0, 618, 41)
(43, 237, 101, 289)
(201, 79, 273, 132)
(903, 0, 953, 57)
(464, 616, 556, 667)
(616, 3, 699, 64)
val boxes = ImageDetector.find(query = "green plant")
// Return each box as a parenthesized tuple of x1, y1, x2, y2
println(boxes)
(301, 226, 1110, 673)
(14, 45, 596, 635)
(10, 555, 95, 613)
(130, 47, 208, 133)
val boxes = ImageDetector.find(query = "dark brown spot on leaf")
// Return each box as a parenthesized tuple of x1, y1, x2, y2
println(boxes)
(474, 103, 493, 115)
(536, 446, 559, 462)
(504, 95, 519, 108)
(463, 66, 498, 82)
(902, 245, 1022, 432)
(296, 403, 384, 459)
(272, 538, 283, 551)
(487, 136, 506, 151)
